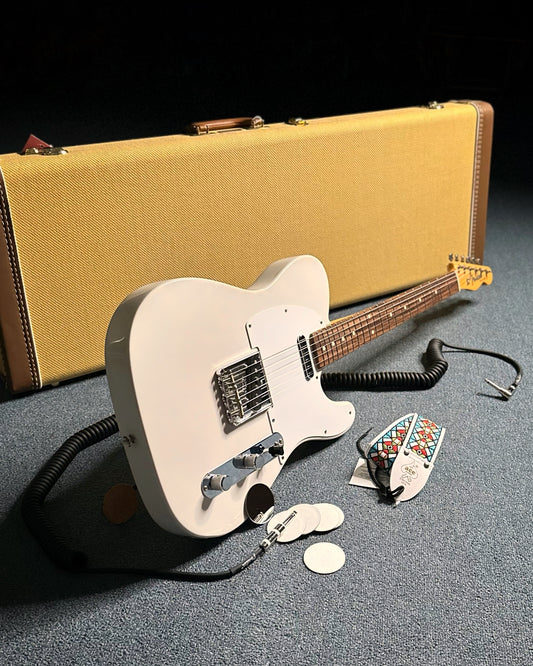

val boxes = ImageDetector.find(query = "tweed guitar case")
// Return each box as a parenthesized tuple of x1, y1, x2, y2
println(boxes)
(0, 100, 493, 394)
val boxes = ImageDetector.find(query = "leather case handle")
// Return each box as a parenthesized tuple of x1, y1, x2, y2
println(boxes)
(186, 116, 264, 135)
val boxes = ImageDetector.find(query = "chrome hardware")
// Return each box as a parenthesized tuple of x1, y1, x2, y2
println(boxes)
(484, 379, 516, 400)
(205, 474, 231, 492)
(217, 350, 272, 427)
(260, 510, 298, 548)
(24, 146, 68, 155)
(201, 433, 284, 499)
(234, 453, 263, 469)
(287, 117, 308, 125)
(297, 335, 314, 381)
(427, 101, 444, 110)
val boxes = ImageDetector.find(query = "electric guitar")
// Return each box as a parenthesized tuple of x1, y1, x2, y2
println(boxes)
(105, 255, 492, 538)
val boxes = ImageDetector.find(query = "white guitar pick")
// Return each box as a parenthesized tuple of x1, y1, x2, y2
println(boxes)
(303, 542, 346, 575)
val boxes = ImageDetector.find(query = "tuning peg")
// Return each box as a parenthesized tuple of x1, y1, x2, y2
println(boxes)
(448, 253, 454, 261)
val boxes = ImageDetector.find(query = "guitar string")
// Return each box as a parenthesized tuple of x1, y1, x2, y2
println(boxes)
(308, 273, 459, 365)
(223, 284, 462, 418)
(272, 273, 458, 373)
(266, 266, 476, 372)
(264, 272, 458, 372)
(225, 353, 303, 412)
(317, 272, 457, 335)
(268, 277, 456, 396)
(309, 272, 458, 350)
(228, 272, 460, 407)
(217, 347, 302, 412)
(243, 267, 484, 407)
(227, 272, 459, 405)
(219, 346, 303, 393)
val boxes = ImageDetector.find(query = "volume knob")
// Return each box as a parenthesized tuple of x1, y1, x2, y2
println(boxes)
(206, 474, 230, 492)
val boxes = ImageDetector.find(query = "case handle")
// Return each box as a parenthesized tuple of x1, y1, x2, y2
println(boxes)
(186, 116, 264, 135)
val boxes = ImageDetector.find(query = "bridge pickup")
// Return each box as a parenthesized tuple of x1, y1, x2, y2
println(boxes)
(201, 433, 284, 499)
(217, 350, 272, 427)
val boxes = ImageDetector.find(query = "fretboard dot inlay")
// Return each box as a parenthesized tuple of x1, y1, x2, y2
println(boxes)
(309, 272, 459, 372)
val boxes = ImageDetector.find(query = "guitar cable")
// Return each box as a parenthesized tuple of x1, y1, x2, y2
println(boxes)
(321, 337, 522, 398)
(20, 338, 521, 580)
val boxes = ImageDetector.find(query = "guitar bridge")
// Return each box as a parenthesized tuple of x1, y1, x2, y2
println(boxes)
(217, 350, 272, 426)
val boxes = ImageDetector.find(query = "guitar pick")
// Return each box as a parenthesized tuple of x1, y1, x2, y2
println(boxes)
(303, 542, 346, 575)
(266, 502, 344, 541)
(102, 483, 138, 524)
(313, 503, 344, 532)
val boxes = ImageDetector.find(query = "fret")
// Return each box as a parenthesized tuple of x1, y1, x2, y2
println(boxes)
(310, 272, 459, 371)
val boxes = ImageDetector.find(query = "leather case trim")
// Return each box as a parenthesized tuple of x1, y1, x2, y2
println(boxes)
(0, 168, 41, 392)
(466, 100, 493, 260)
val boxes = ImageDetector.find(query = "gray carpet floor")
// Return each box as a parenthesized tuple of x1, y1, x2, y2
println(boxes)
(1, 180, 531, 665)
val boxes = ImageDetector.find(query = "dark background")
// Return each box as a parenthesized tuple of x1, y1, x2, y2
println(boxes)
(0, 3, 531, 185)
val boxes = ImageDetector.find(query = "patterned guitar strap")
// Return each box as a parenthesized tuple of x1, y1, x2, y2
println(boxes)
(356, 413, 446, 503)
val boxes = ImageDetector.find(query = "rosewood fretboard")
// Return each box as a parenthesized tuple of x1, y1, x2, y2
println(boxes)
(310, 272, 460, 370)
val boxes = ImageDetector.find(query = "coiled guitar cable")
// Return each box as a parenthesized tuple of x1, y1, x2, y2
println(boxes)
(321, 337, 448, 391)
(20, 413, 298, 581)
(21, 338, 521, 580)
(321, 338, 522, 395)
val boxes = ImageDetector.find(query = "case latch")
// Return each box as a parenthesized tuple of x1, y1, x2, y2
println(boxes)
(426, 101, 444, 110)
(23, 146, 68, 155)
(287, 117, 308, 126)
(20, 134, 67, 155)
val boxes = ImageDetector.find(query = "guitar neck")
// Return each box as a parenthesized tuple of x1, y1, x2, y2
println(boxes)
(310, 271, 460, 370)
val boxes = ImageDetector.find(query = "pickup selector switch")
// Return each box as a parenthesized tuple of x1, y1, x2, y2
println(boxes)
(269, 440, 285, 457)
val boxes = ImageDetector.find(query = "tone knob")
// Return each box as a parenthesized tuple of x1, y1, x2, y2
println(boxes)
(235, 453, 261, 469)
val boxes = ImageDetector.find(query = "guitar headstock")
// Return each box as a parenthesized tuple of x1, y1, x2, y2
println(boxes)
(448, 255, 493, 291)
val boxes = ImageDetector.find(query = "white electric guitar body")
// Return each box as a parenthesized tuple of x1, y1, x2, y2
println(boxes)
(105, 256, 354, 538)
(105, 254, 492, 538)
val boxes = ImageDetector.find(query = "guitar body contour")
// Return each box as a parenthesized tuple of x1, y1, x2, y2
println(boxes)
(105, 255, 355, 538)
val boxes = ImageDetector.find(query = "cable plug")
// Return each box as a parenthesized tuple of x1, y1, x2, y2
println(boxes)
(484, 377, 520, 400)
